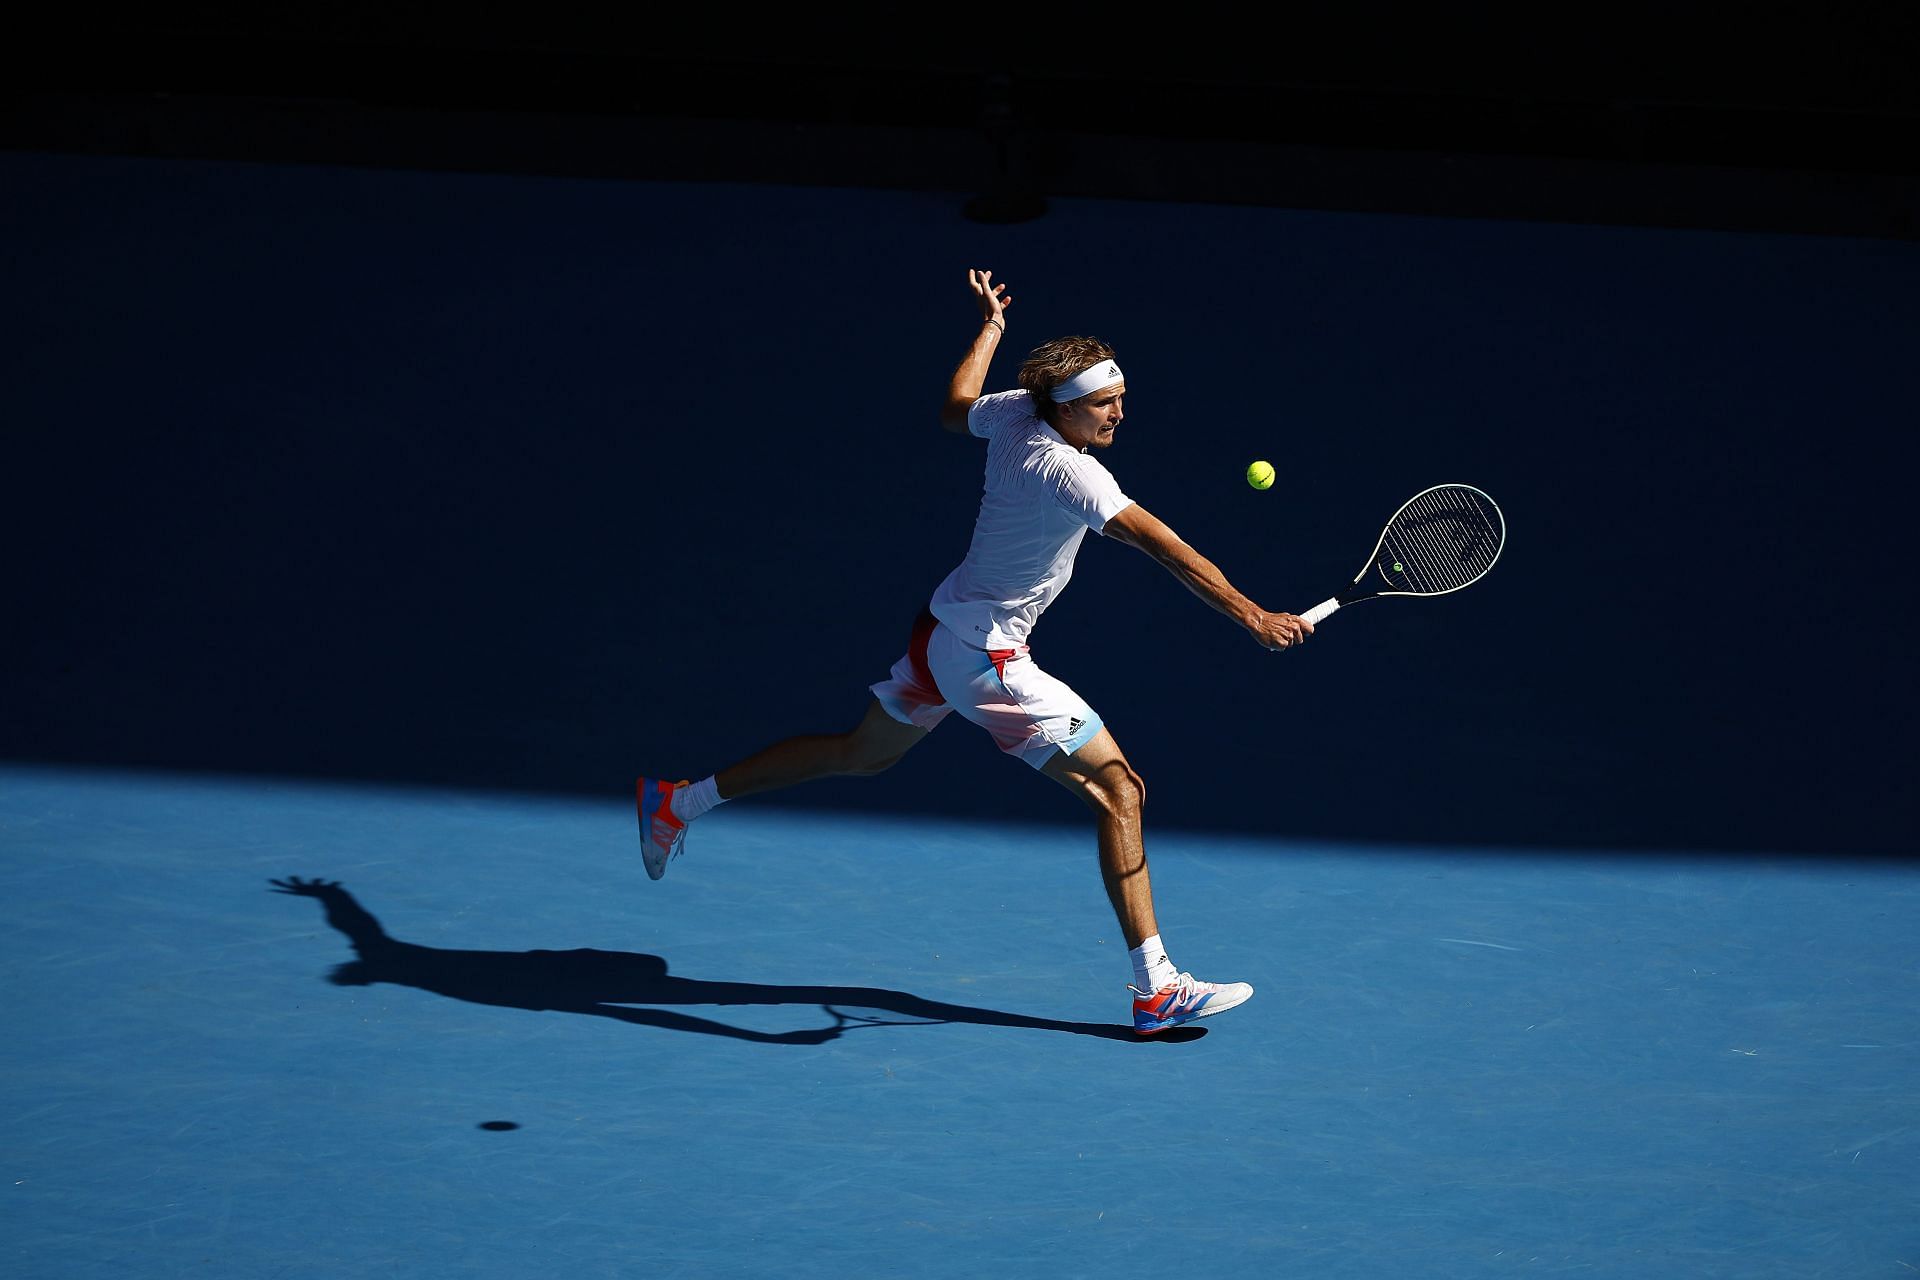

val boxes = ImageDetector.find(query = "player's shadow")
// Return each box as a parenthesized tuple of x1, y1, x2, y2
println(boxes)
(271, 877, 1202, 1045)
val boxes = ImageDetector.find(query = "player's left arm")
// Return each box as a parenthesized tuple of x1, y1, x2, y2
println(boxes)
(941, 268, 1012, 433)
(1104, 503, 1312, 651)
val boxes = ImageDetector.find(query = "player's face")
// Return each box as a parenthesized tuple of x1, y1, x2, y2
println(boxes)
(1058, 384, 1125, 450)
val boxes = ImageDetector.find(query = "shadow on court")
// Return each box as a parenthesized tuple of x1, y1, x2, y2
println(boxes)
(272, 878, 1202, 1045)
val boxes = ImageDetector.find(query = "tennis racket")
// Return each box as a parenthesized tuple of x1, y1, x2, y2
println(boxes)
(1299, 483, 1506, 626)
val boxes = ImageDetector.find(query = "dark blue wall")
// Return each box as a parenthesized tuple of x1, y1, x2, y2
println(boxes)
(5, 152, 1915, 855)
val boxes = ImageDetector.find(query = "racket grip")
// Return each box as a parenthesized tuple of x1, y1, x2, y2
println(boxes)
(1300, 598, 1340, 626)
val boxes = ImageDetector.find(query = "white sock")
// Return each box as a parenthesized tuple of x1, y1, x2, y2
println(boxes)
(1130, 934, 1178, 993)
(674, 776, 725, 823)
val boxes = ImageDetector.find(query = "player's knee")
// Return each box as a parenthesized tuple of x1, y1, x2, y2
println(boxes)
(839, 728, 912, 776)
(844, 746, 907, 777)
(1084, 759, 1145, 820)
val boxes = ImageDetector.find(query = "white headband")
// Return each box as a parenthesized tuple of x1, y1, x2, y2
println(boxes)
(1048, 360, 1125, 403)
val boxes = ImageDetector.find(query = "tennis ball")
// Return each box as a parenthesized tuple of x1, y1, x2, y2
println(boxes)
(1246, 460, 1275, 490)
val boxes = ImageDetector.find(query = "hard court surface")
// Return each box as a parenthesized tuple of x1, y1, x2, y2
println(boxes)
(3, 766, 1914, 1277)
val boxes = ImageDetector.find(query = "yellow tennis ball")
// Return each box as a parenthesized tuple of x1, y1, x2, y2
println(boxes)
(1246, 460, 1275, 490)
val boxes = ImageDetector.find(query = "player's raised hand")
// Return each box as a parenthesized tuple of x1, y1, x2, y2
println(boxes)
(968, 268, 1011, 325)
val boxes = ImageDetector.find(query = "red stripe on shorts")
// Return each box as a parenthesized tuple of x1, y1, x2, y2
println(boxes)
(988, 648, 1018, 681)
(908, 609, 944, 703)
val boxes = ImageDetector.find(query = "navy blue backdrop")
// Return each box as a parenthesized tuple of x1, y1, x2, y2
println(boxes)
(5, 151, 1915, 856)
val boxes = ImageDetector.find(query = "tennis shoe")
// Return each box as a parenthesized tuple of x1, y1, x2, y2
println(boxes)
(636, 777, 691, 880)
(1131, 972, 1253, 1035)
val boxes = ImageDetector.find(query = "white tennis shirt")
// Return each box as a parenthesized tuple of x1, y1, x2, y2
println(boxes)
(928, 389, 1134, 650)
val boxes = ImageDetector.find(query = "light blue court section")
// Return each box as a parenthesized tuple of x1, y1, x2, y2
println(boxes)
(2, 766, 1915, 1278)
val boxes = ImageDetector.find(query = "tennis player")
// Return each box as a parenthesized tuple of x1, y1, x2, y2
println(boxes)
(638, 269, 1312, 1035)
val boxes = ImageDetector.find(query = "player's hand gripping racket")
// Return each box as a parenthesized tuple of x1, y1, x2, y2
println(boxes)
(1299, 483, 1506, 626)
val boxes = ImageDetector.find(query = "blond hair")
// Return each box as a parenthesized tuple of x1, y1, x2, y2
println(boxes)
(1018, 336, 1117, 425)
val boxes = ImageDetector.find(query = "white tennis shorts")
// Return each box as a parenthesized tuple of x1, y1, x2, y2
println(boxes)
(870, 610, 1104, 770)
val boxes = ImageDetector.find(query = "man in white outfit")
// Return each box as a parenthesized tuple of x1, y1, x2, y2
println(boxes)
(639, 269, 1312, 1035)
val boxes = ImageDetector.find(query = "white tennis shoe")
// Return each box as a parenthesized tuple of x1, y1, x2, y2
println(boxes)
(1131, 972, 1254, 1035)
(636, 777, 690, 879)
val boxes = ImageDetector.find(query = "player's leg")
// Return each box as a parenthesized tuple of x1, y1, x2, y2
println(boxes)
(638, 698, 929, 880)
(716, 698, 930, 799)
(928, 631, 1252, 1034)
(927, 638, 1154, 947)
(638, 612, 951, 880)
(1038, 726, 1253, 1036)
(1039, 728, 1156, 948)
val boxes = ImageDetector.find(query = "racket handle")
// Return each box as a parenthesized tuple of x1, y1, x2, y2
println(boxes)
(1300, 598, 1340, 626)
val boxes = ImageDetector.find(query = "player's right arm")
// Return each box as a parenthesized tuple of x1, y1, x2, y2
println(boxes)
(1104, 503, 1313, 651)
(941, 268, 1012, 433)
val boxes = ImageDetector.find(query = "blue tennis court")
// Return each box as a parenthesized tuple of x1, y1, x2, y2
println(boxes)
(4, 765, 1914, 1276)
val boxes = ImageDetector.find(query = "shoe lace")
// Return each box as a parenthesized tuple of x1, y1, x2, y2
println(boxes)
(650, 811, 688, 860)
(1129, 972, 1201, 1000)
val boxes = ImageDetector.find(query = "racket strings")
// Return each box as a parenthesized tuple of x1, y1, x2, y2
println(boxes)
(1381, 488, 1504, 595)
